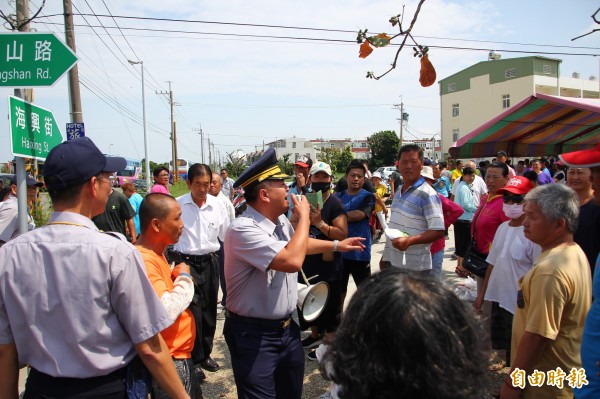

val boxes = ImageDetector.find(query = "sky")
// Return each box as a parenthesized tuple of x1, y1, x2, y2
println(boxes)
(1, 0, 599, 166)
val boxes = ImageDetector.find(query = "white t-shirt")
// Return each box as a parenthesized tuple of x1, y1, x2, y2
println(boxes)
(484, 222, 541, 313)
(451, 175, 487, 206)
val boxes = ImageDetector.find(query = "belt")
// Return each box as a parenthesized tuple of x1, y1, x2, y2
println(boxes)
(169, 249, 215, 263)
(225, 310, 292, 329)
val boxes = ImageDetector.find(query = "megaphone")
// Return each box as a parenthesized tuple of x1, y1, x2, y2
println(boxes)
(297, 269, 329, 323)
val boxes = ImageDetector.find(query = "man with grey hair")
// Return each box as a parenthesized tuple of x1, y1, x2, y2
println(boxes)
(449, 160, 487, 204)
(501, 184, 591, 399)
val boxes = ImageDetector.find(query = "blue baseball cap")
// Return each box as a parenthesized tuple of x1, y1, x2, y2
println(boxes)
(9, 175, 43, 187)
(44, 137, 126, 191)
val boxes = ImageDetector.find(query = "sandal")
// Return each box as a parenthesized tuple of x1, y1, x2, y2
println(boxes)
(455, 266, 471, 278)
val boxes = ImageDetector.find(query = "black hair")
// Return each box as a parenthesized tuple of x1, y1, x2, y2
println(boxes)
(139, 193, 177, 233)
(439, 161, 447, 169)
(462, 167, 475, 175)
(152, 166, 169, 178)
(345, 159, 367, 176)
(187, 163, 212, 183)
(0, 187, 11, 201)
(46, 180, 87, 206)
(243, 181, 268, 203)
(323, 269, 487, 399)
(523, 170, 538, 185)
(397, 144, 424, 161)
(487, 162, 509, 177)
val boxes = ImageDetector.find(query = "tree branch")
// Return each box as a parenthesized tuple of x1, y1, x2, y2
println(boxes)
(571, 7, 600, 41)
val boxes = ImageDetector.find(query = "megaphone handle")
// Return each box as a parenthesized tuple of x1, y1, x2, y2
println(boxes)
(300, 268, 311, 286)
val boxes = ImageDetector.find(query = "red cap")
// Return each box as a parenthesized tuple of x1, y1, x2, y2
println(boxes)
(497, 176, 535, 195)
(559, 143, 600, 168)
(294, 155, 312, 169)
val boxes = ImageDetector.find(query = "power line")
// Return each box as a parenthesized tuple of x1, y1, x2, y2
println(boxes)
(98, 0, 140, 61)
(38, 12, 600, 51)
(33, 21, 600, 57)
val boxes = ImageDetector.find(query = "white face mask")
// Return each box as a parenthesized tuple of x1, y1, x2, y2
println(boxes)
(503, 203, 524, 219)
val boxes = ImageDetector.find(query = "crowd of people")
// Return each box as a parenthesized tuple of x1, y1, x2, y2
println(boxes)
(1, 137, 600, 399)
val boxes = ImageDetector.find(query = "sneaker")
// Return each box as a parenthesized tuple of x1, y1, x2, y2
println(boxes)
(307, 350, 318, 361)
(302, 335, 323, 349)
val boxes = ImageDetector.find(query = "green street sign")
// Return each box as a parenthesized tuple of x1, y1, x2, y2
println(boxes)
(0, 32, 78, 87)
(8, 96, 64, 160)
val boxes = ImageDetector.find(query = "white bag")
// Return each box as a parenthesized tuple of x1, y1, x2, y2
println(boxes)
(454, 276, 477, 302)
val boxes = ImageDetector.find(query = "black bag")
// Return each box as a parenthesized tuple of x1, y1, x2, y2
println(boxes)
(463, 242, 489, 277)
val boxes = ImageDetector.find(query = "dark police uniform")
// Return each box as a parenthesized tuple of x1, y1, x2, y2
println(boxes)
(223, 148, 304, 399)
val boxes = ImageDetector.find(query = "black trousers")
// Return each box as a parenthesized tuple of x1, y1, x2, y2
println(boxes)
(224, 316, 304, 399)
(168, 250, 219, 365)
(24, 367, 127, 398)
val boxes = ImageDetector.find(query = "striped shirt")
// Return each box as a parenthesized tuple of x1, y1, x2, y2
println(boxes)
(383, 177, 444, 271)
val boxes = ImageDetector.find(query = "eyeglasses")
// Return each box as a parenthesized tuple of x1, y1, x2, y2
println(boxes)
(95, 175, 111, 185)
(157, 173, 169, 177)
(503, 194, 525, 204)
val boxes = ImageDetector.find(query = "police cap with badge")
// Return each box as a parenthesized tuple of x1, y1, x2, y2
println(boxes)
(234, 147, 289, 191)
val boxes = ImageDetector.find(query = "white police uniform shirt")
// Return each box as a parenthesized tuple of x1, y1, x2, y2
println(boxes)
(174, 192, 229, 254)
(224, 205, 297, 319)
(0, 211, 172, 377)
(0, 195, 35, 242)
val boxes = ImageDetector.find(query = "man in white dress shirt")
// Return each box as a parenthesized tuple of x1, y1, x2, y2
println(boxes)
(167, 164, 229, 381)
(450, 160, 488, 205)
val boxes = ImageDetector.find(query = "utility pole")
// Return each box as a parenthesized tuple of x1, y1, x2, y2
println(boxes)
(212, 141, 216, 169)
(393, 99, 406, 146)
(207, 137, 212, 167)
(14, 0, 31, 235)
(193, 124, 205, 163)
(63, 0, 83, 123)
(157, 81, 177, 182)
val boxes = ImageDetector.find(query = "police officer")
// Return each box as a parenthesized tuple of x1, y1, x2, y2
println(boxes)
(223, 148, 365, 399)
(0, 137, 188, 398)
(0, 176, 43, 246)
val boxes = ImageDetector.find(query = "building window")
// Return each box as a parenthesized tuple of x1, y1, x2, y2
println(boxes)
(361, 142, 367, 148)
(452, 104, 459, 117)
(502, 94, 510, 109)
(543, 64, 552, 75)
(292, 142, 296, 149)
(452, 129, 459, 142)
(505, 68, 516, 79)
(448, 83, 456, 92)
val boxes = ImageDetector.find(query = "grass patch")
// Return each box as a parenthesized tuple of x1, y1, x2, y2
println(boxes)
(169, 180, 190, 198)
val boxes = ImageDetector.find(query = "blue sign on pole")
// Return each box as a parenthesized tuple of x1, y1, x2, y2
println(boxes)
(66, 122, 85, 140)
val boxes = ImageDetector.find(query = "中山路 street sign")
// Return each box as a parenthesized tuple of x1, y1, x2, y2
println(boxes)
(8, 96, 64, 160)
(0, 32, 78, 87)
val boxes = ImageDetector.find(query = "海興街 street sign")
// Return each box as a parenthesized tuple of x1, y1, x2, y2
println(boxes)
(0, 32, 78, 87)
(8, 96, 64, 160)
